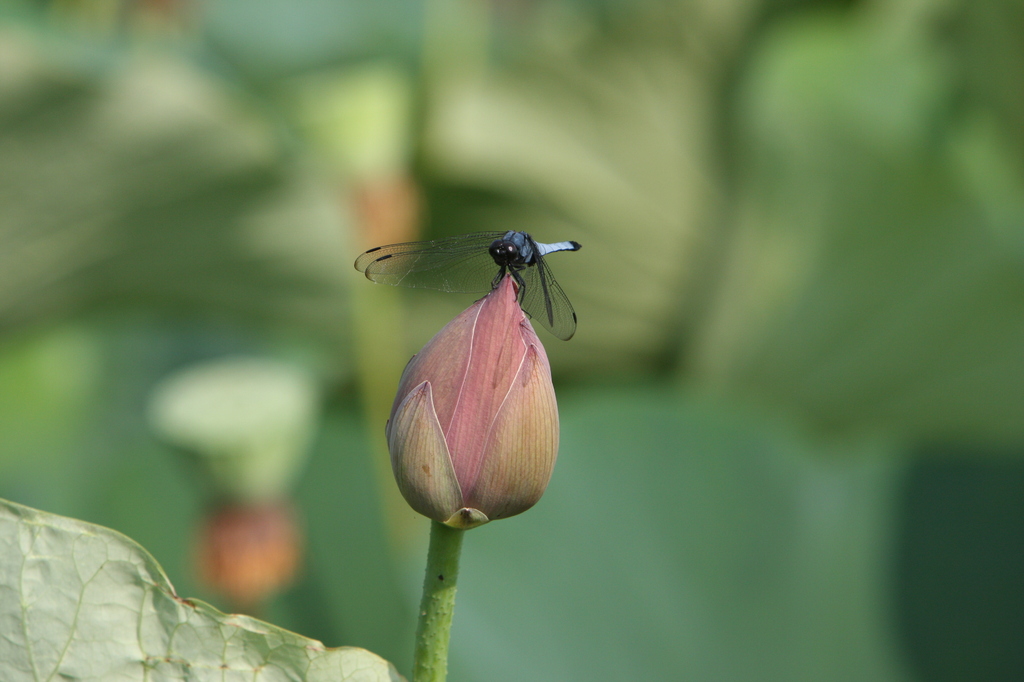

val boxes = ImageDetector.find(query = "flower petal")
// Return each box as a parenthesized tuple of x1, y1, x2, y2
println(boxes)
(389, 306, 477, 435)
(463, 344, 559, 520)
(386, 381, 463, 522)
(444, 276, 529, 489)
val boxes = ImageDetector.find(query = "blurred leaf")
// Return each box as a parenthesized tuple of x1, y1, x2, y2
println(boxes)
(896, 453, 1024, 682)
(447, 384, 910, 682)
(0, 497, 404, 681)
(284, 405, 419, 674)
(691, 9, 1024, 442)
(148, 356, 319, 503)
(945, 0, 1024, 160)
(0, 324, 100, 471)
(0, 26, 352, 348)
(205, 0, 424, 78)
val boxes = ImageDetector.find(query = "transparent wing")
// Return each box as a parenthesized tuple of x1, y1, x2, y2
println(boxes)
(518, 255, 578, 341)
(354, 232, 506, 293)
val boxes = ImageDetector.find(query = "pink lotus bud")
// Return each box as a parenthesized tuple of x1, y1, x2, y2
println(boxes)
(386, 276, 559, 529)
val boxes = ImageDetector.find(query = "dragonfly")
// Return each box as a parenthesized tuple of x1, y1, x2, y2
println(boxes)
(355, 230, 582, 340)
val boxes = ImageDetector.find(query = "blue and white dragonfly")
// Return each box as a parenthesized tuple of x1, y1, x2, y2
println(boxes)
(355, 230, 582, 340)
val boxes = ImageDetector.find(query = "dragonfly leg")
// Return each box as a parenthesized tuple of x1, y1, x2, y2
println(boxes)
(509, 267, 528, 303)
(490, 265, 508, 290)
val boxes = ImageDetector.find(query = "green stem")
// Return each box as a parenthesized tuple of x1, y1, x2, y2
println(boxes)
(412, 520, 465, 682)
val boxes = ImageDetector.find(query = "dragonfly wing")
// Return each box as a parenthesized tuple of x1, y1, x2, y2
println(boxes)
(354, 232, 505, 293)
(517, 256, 578, 341)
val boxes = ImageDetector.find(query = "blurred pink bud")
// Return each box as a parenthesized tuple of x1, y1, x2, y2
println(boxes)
(386, 276, 559, 529)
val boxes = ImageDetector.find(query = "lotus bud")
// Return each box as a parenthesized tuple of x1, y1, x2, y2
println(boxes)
(195, 500, 302, 610)
(386, 276, 559, 529)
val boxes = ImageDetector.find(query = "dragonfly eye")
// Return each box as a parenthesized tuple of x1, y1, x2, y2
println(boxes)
(488, 240, 518, 263)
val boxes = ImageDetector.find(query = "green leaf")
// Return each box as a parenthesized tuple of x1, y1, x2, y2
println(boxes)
(0, 498, 404, 682)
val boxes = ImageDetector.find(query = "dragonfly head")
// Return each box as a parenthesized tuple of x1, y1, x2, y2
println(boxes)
(488, 238, 520, 266)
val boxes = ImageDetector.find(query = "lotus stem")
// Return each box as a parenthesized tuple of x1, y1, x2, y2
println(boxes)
(412, 520, 465, 682)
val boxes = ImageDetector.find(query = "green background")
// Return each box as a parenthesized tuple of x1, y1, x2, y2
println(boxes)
(1, 0, 1022, 679)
